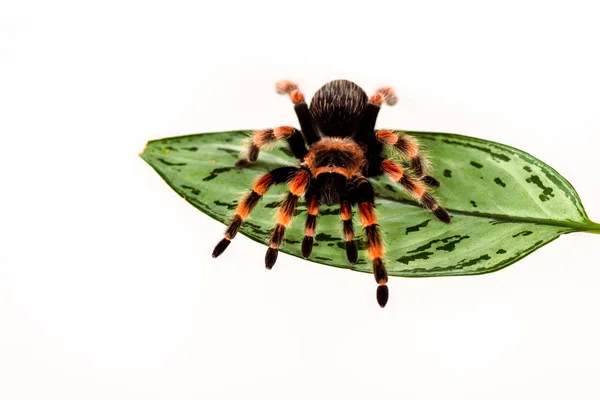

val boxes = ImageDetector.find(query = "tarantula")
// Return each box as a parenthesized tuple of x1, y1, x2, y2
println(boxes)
(212, 80, 451, 307)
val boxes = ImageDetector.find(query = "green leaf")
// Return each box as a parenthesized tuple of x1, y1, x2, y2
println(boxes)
(140, 130, 600, 277)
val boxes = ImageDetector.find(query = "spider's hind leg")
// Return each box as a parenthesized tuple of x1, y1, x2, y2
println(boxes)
(235, 126, 308, 167)
(380, 158, 451, 223)
(375, 130, 441, 188)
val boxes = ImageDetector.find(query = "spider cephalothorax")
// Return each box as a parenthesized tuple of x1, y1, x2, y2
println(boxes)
(305, 137, 364, 178)
(213, 79, 451, 307)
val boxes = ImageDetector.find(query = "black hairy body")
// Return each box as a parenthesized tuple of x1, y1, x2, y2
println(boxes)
(213, 79, 451, 307)
(310, 80, 368, 138)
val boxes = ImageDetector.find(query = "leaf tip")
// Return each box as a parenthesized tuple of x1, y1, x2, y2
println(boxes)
(138, 141, 151, 158)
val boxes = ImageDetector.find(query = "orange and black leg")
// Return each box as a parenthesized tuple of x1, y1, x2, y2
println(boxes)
(212, 166, 298, 257)
(265, 167, 312, 269)
(275, 80, 320, 145)
(369, 86, 398, 107)
(380, 159, 451, 224)
(356, 86, 397, 143)
(340, 198, 358, 264)
(352, 175, 389, 307)
(301, 194, 319, 258)
(235, 126, 308, 168)
(375, 130, 440, 187)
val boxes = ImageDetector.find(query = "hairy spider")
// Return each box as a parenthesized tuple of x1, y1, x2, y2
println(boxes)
(212, 79, 451, 307)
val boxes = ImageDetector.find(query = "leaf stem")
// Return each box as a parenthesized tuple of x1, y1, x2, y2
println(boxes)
(583, 223, 600, 234)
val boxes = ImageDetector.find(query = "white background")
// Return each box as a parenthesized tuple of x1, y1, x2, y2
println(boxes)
(2, 0, 600, 399)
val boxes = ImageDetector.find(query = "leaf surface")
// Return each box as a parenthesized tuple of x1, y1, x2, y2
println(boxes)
(141, 130, 599, 277)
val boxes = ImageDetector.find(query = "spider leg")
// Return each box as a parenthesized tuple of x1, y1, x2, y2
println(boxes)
(301, 194, 319, 258)
(265, 167, 312, 269)
(340, 200, 358, 264)
(380, 159, 451, 224)
(212, 166, 298, 257)
(351, 175, 389, 308)
(375, 129, 441, 188)
(275, 80, 320, 145)
(340, 180, 359, 263)
(235, 126, 308, 168)
(356, 86, 397, 143)
(369, 86, 398, 107)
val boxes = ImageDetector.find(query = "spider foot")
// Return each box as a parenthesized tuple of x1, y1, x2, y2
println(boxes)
(234, 159, 251, 168)
(433, 206, 452, 224)
(376, 284, 389, 308)
(423, 175, 440, 188)
(265, 247, 278, 270)
(212, 238, 231, 258)
(301, 236, 313, 258)
(345, 240, 358, 264)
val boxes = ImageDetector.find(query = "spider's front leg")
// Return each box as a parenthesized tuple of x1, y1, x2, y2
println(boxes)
(300, 189, 319, 259)
(265, 166, 312, 269)
(212, 166, 298, 257)
(235, 126, 308, 168)
(300, 179, 359, 265)
(380, 159, 451, 224)
(351, 175, 389, 308)
(340, 186, 358, 264)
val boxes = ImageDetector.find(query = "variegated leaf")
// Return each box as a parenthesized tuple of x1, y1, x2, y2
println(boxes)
(141, 130, 599, 277)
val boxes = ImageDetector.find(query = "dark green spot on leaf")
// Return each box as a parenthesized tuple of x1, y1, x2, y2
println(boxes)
(397, 252, 434, 265)
(525, 175, 555, 202)
(315, 233, 339, 242)
(214, 200, 235, 210)
(405, 220, 430, 235)
(513, 231, 533, 237)
(181, 185, 201, 195)
(158, 158, 186, 166)
(494, 177, 507, 187)
(407, 235, 470, 253)
(203, 167, 235, 182)
(217, 147, 239, 155)
(385, 184, 397, 193)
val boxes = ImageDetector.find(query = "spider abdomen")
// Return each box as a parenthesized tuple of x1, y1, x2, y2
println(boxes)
(309, 80, 368, 138)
